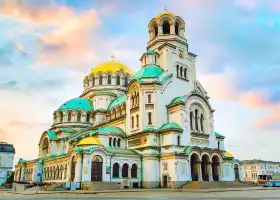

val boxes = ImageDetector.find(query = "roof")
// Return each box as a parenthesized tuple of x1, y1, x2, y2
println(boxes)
(57, 98, 94, 112)
(77, 137, 103, 146)
(0, 142, 15, 153)
(168, 96, 185, 106)
(225, 151, 234, 158)
(88, 61, 134, 75)
(154, 10, 176, 19)
(47, 130, 57, 140)
(159, 122, 183, 132)
(144, 50, 156, 55)
(215, 132, 225, 139)
(132, 65, 163, 81)
(108, 94, 126, 110)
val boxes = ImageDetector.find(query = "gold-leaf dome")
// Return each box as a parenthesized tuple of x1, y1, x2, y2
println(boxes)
(225, 151, 234, 158)
(154, 9, 176, 19)
(77, 137, 103, 146)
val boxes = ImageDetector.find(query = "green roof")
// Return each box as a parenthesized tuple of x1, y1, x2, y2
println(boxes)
(184, 146, 192, 156)
(108, 94, 126, 110)
(159, 122, 183, 132)
(132, 65, 163, 81)
(66, 127, 93, 139)
(47, 130, 57, 140)
(215, 132, 225, 139)
(57, 98, 94, 112)
(144, 50, 156, 55)
(168, 96, 185, 106)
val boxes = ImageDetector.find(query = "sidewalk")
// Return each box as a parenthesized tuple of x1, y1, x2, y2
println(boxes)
(11, 187, 280, 195)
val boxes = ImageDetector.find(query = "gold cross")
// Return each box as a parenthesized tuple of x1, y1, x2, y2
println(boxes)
(111, 53, 116, 61)
(164, 6, 167, 11)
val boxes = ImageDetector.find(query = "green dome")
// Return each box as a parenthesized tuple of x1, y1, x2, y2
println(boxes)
(108, 94, 126, 110)
(144, 50, 156, 55)
(133, 65, 163, 81)
(57, 98, 94, 112)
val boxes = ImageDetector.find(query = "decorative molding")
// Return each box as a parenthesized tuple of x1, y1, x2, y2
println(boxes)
(191, 137, 209, 146)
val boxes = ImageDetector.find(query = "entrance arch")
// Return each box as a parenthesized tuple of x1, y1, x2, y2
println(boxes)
(91, 155, 103, 181)
(201, 154, 210, 181)
(190, 153, 200, 181)
(234, 164, 240, 181)
(212, 155, 220, 181)
(71, 156, 76, 181)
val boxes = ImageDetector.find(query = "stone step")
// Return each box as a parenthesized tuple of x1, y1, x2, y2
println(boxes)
(81, 182, 121, 190)
(183, 181, 256, 189)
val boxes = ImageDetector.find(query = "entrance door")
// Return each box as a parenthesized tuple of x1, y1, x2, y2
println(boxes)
(163, 176, 168, 188)
(91, 155, 103, 181)
(234, 164, 240, 181)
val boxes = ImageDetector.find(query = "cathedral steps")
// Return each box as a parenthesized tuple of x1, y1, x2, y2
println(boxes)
(183, 181, 255, 189)
(81, 182, 121, 191)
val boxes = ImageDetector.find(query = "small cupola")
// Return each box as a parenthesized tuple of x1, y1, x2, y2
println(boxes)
(140, 50, 158, 67)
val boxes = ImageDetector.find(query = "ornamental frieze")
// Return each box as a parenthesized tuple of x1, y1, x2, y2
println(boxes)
(191, 137, 209, 146)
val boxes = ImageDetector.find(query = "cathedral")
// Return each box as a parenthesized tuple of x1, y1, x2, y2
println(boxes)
(14, 10, 243, 189)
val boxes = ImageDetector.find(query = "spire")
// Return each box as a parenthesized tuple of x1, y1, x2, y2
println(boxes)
(111, 53, 116, 61)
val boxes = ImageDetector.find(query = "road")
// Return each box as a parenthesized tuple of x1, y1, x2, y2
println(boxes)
(1, 190, 280, 199)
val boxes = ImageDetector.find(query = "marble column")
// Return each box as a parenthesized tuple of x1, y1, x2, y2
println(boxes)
(75, 153, 83, 182)
(20, 165, 26, 181)
(208, 162, 213, 181)
(170, 23, 175, 34)
(197, 162, 202, 181)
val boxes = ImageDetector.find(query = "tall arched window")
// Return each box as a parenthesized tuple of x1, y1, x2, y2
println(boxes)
(86, 113, 90, 122)
(113, 138, 116, 147)
(180, 66, 183, 77)
(109, 137, 112, 146)
(131, 164, 137, 178)
(122, 163, 129, 178)
(148, 112, 152, 125)
(124, 77, 128, 86)
(190, 111, 193, 130)
(200, 114, 204, 132)
(132, 96, 134, 107)
(131, 116, 134, 128)
(154, 24, 158, 38)
(113, 163, 119, 178)
(184, 68, 187, 79)
(177, 136, 181, 146)
(116, 76, 120, 85)
(136, 92, 139, 105)
(117, 138, 121, 147)
(42, 138, 49, 155)
(175, 22, 179, 35)
(155, 55, 157, 64)
(67, 111, 72, 122)
(195, 109, 199, 131)
(60, 112, 63, 122)
(163, 21, 170, 34)
(77, 113, 81, 122)
(148, 94, 151, 103)
(99, 76, 103, 85)
(136, 114, 139, 127)
(108, 75, 111, 84)
(144, 56, 146, 65)
(92, 77, 95, 86)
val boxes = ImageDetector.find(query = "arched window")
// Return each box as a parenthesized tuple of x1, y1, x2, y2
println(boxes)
(109, 137, 112, 146)
(195, 109, 198, 131)
(163, 21, 170, 34)
(117, 138, 121, 147)
(60, 112, 63, 122)
(132, 96, 134, 107)
(131, 164, 137, 178)
(148, 94, 151, 103)
(86, 113, 90, 122)
(124, 77, 128, 86)
(122, 163, 129, 178)
(77, 113, 81, 122)
(113, 163, 119, 178)
(108, 75, 111, 84)
(67, 111, 72, 122)
(176, 65, 179, 77)
(113, 138, 116, 147)
(177, 136, 181, 146)
(64, 164, 67, 180)
(155, 55, 157, 64)
(218, 141, 220, 149)
(144, 56, 146, 65)
(99, 75, 102, 85)
(131, 116, 134, 128)
(92, 77, 95, 86)
(59, 165, 63, 179)
(116, 76, 120, 85)
(180, 66, 183, 77)
(42, 138, 49, 155)
(148, 112, 152, 125)
(200, 114, 204, 132)
(154, 24, 158, 38)
(190, 112, 193, 130)
(184, 68, 187, 79)
(136, 92, 139, 105)
(175, 22, 179, 35)
(136, 114, 139, 127)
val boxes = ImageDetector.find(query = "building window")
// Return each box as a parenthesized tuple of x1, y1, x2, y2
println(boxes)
(162, 20, 170, 34)
(109, 137, 112, 146)
(117, 138, 121, 147)
(116, 76, 120, 85)
(113, 138, 116, 147)
(195, 109, 198, 131)
(177, 136, 180, 146)
(148, 94, 151, 103)
(200, 114, 204, 132)
(113, 163, 119, 178)
(122, 163, 129, 178)
(108, 75, 111, 84)
(67, 111, 72, 122)
(131, 116, 134, 128)
(77, 113, 81, 122)
(190, 111, 193, 130)
(60, 112, 63, 122)
(218, 141, 220, 150)
(99, 76, 102, 85)
(131, 164, 137, 178)
(86, 113, 90, 122)
(92, 77, 95, 86)
(136, 114, 139, 127)
(125, 77, 128, 86)
(176, 65, 179, 77)
(180, 66, 183, 77)
(155, 55, 157, 64)
(175, 22, 179, 35)
(184, 68, 187, 79)
(148, 112, 152, 125)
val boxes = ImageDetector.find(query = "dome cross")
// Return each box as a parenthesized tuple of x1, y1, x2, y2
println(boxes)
(164, 6, 167, 11)
(111, 53, 116, 61)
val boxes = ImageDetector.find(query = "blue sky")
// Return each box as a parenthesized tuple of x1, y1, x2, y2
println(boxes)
(0, 0, 280, 162)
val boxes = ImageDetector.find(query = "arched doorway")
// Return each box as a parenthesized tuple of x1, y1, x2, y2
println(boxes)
(91, 155, 103, 181)
(201, 154, 210, 181)
(71, 157, 76, 181)
(190, 153, 200, 181)
(234, 164, 240, 181)
(212, 155, 220, 181)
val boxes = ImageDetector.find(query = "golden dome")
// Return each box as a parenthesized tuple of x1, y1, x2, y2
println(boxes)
(155, 9, 176, 19)
(77, 137, 103, 146)
(89, 60, 134, 76)
(225, 151, 234, 158)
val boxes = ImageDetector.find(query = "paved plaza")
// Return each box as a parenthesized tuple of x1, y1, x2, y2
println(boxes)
(2, 189, 280, 200)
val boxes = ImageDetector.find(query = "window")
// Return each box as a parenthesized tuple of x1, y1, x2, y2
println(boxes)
(60, 112, 63, 122)
(122, 163, 129, 178)
(124, 77, 128, 86)
(177, 136, 181, 146)
(154, 24, 158, 38)
(155, 55, 157, 64)
(184, 68, 187, 79)
(109, 137, 112, 146)
(148, 94, 151, 103)
(180, 66, 183, 77)
(113, 163, 119, 178)
(136, 114, 139, 127)
(218, 141, 220, 150)
(200, 114, 204, 132)
(113, 138, 116, 147)
(42, 138, 49, 155)
(86, 113, 90, 122)
(92, 77, 95, 86)
(148, 112, 152, 125)
(190, 112, 193, 130)
(99, 76, 102, 85)
(175, 22, 179, 35)
(176, 65, 179, 77)
(108, 75, 111, 84)
(144, 56, 146, 65)
(131, 116, 134, 128)
(77, 113, 81, 122)
(131, 164, 137, 178)
(195, 109, 198, 131)
(116, 76, 120, 85)
(117, 138, 121, 147)
(162, 21, 170, 34)
(67, 111, 72, 122)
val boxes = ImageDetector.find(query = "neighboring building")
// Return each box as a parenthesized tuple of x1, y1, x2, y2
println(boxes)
(0, 142, 15, 185)
(14, 10, 241, 189)
(241, 160, 280, 182)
